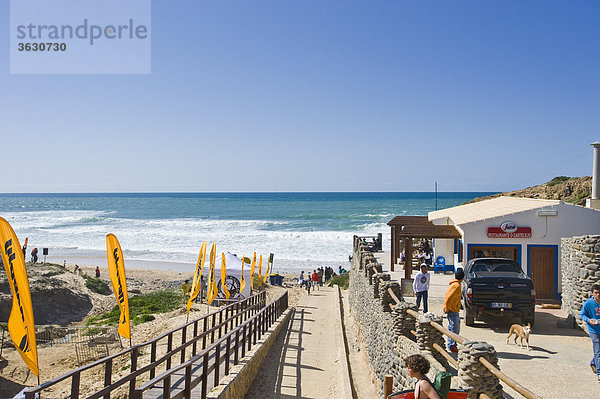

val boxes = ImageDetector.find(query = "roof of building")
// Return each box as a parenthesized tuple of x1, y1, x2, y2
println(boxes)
(387, 216, 462, 238)
(428, 196, 561, 226)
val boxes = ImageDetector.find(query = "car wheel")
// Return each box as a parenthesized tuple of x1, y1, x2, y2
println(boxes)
(463, 301, 475, 326)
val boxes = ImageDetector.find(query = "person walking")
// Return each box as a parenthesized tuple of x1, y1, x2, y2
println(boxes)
(31, 247, 38, 263)
(580, 284, 600, 382)
(311, 270, 319, 291)
(413, 264, 430, 313)
(95, 266, 100, 278)
(443, 268, 464, 352)
(317, 268, 323, 286)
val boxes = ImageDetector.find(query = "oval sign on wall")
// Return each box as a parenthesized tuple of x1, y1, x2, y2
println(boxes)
(500, 222, 518, 233)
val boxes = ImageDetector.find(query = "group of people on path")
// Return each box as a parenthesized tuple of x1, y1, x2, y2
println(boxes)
(298, 267, 337, 294)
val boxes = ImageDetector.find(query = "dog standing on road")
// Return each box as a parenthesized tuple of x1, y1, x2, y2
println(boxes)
(506, 323, 532, 350)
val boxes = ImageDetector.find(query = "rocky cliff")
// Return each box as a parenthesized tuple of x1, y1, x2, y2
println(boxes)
(465, 176, 592, 205)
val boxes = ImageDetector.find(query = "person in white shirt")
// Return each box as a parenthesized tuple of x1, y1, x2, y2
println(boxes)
(413, 264, 431, 313)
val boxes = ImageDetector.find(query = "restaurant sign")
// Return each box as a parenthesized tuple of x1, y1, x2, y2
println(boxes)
(487, 222, 531, 238)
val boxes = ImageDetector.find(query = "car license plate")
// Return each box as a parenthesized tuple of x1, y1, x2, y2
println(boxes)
(491, 302, 512, 309)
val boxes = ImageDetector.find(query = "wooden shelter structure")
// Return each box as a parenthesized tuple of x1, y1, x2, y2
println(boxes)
(387, 216, 461, 278)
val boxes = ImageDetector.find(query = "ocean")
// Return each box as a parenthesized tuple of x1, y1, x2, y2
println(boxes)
(0, 192, 492, 273)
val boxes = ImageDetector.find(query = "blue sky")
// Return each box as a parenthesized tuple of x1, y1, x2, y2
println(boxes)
(1, 1, 599, 192)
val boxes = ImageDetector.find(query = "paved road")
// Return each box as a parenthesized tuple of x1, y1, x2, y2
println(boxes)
(376, 252, 599, 399)
(246, 286, 349, 399)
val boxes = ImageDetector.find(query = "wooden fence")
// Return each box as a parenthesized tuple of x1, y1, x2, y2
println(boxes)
(24, 291, 267, 399)
(133, 291, 289, 398)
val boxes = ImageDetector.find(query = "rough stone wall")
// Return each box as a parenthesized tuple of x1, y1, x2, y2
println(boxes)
(561, 235, 600, 330)
(349, 237, 445, 395)
(350, 236, 504, 398)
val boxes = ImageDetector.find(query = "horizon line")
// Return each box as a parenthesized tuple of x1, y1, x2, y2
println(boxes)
(0, 190, 501, 195)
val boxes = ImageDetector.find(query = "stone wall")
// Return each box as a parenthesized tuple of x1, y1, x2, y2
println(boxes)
(561, 235, 600, 330)
(350, 236, 504, 399)
(349, 237, 446, 395)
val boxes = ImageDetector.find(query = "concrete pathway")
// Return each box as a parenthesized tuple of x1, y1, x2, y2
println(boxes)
(246, 286, 351, 399)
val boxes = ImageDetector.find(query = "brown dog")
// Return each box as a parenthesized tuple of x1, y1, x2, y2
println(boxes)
(506, 323, 532, 350)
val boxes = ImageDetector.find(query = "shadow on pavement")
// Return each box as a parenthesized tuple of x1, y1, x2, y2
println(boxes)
(496, 351, 549, 360)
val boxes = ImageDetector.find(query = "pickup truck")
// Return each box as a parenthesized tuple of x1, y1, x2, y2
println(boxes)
(461, 258, 536, 326)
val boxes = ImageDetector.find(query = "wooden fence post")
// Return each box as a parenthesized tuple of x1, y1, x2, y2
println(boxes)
(383, 375, 393, 398)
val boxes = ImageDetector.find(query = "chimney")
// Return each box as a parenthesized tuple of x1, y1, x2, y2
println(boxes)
(587, 141, 600, 209)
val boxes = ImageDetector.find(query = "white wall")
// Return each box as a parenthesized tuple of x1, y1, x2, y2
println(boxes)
(458, 203, 600, 293)
(433, 238, 454, 268)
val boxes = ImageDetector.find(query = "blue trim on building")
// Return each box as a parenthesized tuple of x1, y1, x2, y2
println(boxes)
(466, 243, 522, 266)
(527, 244, 559, 300)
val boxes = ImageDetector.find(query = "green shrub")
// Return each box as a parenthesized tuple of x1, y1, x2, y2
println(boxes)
(85, 277, 110, 294)
(328, 273, 349, 290)
(547, 176, 572, 186)
(133, 314, 155, 325)
(86, 289, 184, 327)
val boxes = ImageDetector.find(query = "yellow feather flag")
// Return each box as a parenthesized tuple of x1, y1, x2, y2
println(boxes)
(206, 242, 218, 305)
(0, 217, 39, 377)
(240, 256, 249, 293)
(106, 234, 131, 340)
(263, 256, 271, 284)
(250, 252, 256, 290)
(187, 241, 207, 313)
(221, 253, 230, 300)
(258, 255, 263, 287)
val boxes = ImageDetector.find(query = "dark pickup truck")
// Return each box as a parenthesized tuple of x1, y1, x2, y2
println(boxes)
(461, 258, 536, 326)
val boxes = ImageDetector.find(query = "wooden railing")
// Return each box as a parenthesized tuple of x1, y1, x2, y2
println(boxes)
(133, 291, 289, 398)
(24, 291, 267, 399)
(373, 266, 541, 399)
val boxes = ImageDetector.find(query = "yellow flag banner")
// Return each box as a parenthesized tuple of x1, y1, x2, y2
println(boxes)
(187, 241, 207, 313)
(206, 243, 218, 305)
(250, 252, 256, 290)
(106, 234, 131, 340)
(221, 253, 230, 300)
(240, 256, 249, 294)
(258, 255, 263, 287)
(0, 217, 39, 377)
(263, 256, 270, 284)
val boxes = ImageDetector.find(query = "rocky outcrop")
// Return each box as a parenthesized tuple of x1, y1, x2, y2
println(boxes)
(466, 176, 592, 206)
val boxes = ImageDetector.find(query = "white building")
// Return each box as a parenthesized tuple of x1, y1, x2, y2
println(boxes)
(429, 196, 600, 301)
